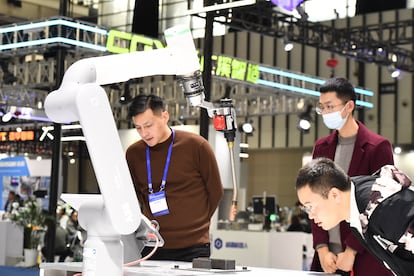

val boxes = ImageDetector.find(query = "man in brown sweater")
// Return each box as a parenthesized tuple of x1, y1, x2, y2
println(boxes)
(126, 94, 224, 262)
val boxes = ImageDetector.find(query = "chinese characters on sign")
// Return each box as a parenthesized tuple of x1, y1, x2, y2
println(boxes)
(0, 131, 35, 142)
(200, 55, 260, 84)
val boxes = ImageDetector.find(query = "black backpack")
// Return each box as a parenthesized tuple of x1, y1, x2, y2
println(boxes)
(352, 165, 414, 276)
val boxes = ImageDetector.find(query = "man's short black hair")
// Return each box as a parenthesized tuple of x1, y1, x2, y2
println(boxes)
(296, 157, 351, 198)
(319, 77, 357, 104)
(128, 94, 165, 118)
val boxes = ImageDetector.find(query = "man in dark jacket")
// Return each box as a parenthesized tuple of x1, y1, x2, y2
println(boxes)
(295, 157, 414, 276)
(312, 77, 394, 276)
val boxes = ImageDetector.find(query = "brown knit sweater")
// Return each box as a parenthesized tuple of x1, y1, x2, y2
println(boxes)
(126, 129, 224, 249)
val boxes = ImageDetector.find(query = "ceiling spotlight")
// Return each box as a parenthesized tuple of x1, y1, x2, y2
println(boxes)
(390, 53, 398, 63)
(394, 146, 402, 154)
(120, 81, 132, 105)
(388, 65, 402, 79)
(239, 121, 254, 135)
(296, 98, 305, 109)
(119, 93, 132, 104)
(1, 112, 13, 123)
(283, 38, 294, 52)
(37, 100, 43, 109)
(390, 68, 401, 79)
(297, 104, 313, 133)
(298, 118, 311, 131)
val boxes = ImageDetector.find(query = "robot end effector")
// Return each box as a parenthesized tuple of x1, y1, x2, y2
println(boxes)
(177, 71, 237, 143)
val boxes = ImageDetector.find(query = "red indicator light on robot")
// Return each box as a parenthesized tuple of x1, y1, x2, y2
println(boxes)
(213, 115, 226, 131)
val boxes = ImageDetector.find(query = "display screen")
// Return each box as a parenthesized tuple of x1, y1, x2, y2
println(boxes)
(252, 196, 277, 215)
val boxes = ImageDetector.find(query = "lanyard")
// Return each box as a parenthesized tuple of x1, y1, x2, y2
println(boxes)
(146, 129, 175, 194)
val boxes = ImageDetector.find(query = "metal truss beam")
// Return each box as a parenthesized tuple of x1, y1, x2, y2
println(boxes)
(210, 2, 414, 72)
(0, 13, 379, 127)
(0, 16, 108, 57)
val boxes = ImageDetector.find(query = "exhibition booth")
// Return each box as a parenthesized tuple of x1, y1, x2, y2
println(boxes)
(0, 157, 51, 266)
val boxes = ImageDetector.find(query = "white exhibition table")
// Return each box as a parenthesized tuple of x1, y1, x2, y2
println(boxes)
(40, 260, 338, 276)
(39, 230, 328, 276)
(210, 229, 314, 270)
(0, 220, 24, 265)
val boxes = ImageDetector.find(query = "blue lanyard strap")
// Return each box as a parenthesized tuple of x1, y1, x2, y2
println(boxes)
(146, 129, 175, 193)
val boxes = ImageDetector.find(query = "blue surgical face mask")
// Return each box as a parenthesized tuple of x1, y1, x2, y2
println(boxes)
(322, 105, 349, 130)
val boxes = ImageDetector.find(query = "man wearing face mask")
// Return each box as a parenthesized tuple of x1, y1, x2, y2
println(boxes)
(309, 77, 394, 276)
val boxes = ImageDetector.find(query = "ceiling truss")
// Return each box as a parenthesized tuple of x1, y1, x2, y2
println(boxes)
(209, 2, 414, 72)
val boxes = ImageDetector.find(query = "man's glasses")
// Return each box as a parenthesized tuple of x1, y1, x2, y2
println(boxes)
(299, 203, 316, 215)
(315, 102, 347, 115)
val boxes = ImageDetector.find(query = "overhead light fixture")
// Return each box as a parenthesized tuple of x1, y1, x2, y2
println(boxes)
(1, 109, 13, 123)
(390, 53, 398, 63)
(240, 143, 249, 149)
(391, 69, 401, 79)
(0, 106, 16, 123)
(394, 146, 402, 154)
(389, 67, 401, 79)
(119, 94, 131, 104)
(24, 54, 44, 62)
(296, 98, 305, 110)
(239, 121, 254, 136)
(1, 113, 13, 123)
(298, 117, 311, 131)
(297, 103, 313, 133)
(283, 37, 294, 52)
(119, 81, 133, 105)
(239, 152, 249, 159)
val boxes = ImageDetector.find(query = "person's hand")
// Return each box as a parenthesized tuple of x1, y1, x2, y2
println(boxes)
(228, 203, 238, 221)
(317, 246, 338, 273)
(336, 246, 356, 272)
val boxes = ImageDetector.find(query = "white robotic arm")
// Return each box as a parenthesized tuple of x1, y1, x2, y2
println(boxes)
(46, 25, 201, 122)
(44, 25, 201, 276)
